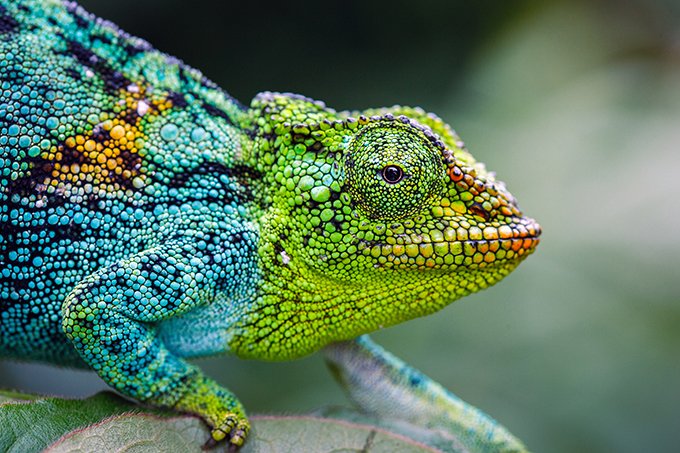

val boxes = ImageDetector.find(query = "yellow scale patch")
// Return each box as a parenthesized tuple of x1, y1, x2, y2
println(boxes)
(41, 86, 173, 194)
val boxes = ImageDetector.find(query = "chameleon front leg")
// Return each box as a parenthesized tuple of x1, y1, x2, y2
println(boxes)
(61, 239, 249, 447)
(324, 335, 528, 453)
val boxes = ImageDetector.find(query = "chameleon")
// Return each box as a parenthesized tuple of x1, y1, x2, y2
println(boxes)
(0, 0, 541, 451)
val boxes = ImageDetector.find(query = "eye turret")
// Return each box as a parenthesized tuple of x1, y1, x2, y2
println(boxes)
(345, 123, 444, 220)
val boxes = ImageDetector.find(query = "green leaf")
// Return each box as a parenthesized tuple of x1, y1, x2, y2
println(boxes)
(243, 415, 442, 453)
(0, 391, 143, 452)
(0, 390, 452, 452)
(313, 406, 469, 453)
(45, 414, 219, 453)
(45, 413, 440, 453)
(0, 389, 39, 404)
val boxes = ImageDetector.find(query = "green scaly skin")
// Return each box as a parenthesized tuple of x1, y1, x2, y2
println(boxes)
(0, 1, 540, 450)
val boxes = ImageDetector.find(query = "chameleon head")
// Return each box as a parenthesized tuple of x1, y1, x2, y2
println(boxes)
(342, 116, 541, 272)
(246, 93, 540, 355)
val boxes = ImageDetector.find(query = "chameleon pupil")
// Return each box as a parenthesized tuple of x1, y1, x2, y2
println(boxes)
(382, 165, 404, 184)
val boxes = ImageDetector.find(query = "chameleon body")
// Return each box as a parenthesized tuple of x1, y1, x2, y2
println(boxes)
(0, 0, 540, 450)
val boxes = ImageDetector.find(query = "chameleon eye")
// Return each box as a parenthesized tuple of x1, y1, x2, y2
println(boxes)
(345, 123, 443, 220)
(381, 165, 404, 184)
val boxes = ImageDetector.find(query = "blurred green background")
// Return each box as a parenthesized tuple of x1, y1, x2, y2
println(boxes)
(2, 0, 679, 451)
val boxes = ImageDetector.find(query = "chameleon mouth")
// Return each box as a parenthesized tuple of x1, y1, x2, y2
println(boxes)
(359, 217, 541, 269)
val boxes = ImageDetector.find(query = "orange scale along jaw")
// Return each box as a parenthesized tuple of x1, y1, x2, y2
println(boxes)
(359, 216, 541, 272)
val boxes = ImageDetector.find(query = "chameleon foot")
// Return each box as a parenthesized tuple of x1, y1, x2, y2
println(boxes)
(203, 415, 250, 450)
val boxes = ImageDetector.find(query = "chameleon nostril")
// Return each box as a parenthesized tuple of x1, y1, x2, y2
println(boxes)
(468, 203, 489, 221)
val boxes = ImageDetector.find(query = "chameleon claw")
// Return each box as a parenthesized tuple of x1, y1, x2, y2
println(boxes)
(202, 437, 218, 450)
(228, 422, 249, 447)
